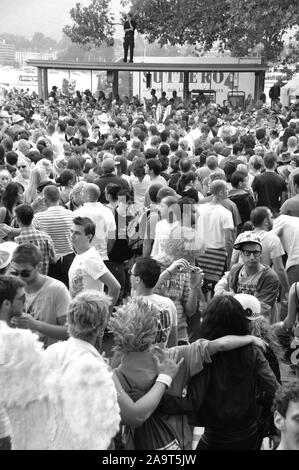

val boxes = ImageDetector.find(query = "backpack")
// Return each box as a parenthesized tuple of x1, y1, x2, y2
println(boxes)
(127, 208, 151, 255)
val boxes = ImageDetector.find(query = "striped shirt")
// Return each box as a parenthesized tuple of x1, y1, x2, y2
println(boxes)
(33, 206, 74, 257)
(15, 226, 57, 275)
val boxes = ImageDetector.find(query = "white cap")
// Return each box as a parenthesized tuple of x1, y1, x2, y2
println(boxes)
(234, 294, 263, 321)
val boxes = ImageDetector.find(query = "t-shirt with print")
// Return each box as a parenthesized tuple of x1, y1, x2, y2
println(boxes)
(236, 265, 265, 296)
(154, 270, 191, 342)
(68, 247, 108, 298)
(25, 276, 71, 348)
(144, 293, 178, 348)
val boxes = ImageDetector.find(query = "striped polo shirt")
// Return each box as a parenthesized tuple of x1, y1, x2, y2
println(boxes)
(33, 206, 74, 257)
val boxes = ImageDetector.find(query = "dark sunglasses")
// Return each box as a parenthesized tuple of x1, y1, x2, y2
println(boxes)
(10, 269, 34, 278)
(17, 165, 27, 169)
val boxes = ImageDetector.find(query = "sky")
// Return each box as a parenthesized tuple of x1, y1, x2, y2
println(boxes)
(0, 0, 125, 40)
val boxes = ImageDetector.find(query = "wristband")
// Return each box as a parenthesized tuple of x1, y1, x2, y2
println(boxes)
(156, 374, 173, 388)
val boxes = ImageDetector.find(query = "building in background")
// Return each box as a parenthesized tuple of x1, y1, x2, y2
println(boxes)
(16, 51, 58, 69)
(0, 41, 15, 65)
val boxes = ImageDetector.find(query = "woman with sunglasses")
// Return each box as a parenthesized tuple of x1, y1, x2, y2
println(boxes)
(13, 158, 30, 190)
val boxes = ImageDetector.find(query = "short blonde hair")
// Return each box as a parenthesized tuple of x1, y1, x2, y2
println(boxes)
(67, 290, 111, 340)
(108, 297, 159, 353)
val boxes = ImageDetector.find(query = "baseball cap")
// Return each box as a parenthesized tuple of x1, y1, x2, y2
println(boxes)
(233, 232, 262, 250)
(234, 294, 263, 321)
(0, 242, 18, 270)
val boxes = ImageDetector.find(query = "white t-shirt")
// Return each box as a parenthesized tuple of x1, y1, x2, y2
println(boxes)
(254, 230, 285, 266)
(74, 202, 116, 261)
(196, 202, 234, 249)
(68, 247, 108, 298)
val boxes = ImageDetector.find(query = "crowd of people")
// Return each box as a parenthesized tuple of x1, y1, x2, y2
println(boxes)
(0, 82, 299, 450)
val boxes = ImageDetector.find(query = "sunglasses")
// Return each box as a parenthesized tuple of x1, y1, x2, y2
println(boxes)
(10, 268, 34, 278)
(17, 165, 27, 169)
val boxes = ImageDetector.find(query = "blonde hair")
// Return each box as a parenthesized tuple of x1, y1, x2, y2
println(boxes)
(68, 290, 111, 340)
(23, 167, 48, 203)
(108, 297, 159, 353)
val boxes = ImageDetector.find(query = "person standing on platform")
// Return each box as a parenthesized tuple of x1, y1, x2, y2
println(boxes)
(123, 12, 136, 63)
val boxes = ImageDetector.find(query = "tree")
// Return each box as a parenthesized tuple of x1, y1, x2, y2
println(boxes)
(31, 33, 57, 51)
(62, 0, 299, 63)
(124, 0, 299, 63)
(63, 0, 115, 49)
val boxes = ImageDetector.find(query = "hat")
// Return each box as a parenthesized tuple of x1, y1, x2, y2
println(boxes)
(12, 114, 24, 124)
(98, 113, 109, 123)
(0, 242, 18, 270)
(233, 232, 262, 250)
(234, 294, 263, 321)
(101, 158, 117, 172)
(0, 110, 10, 119)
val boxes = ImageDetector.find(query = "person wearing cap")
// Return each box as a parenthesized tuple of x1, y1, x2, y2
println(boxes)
(234, 293, 282, 383)
(215, 232, 279, 320)
(97, 158, 130, 204)
(0, 274, 26, 450)
(158, 295, 278, 450)
(233, 207, 290, 307)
